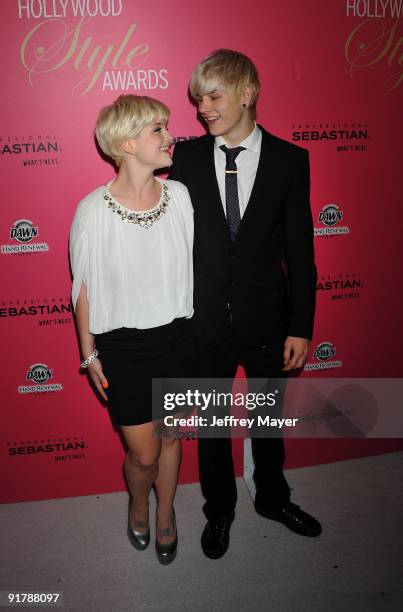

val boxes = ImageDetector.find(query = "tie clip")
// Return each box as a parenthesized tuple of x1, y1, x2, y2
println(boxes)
(225, 170, 238, 174)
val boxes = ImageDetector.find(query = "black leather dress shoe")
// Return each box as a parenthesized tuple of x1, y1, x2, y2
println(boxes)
(255, 501, 322, 537)
(201, 511, 235, 559)
(155, 508, 178, 565)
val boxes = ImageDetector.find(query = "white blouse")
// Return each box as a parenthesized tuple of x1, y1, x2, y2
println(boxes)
(69, 178, 194, 334)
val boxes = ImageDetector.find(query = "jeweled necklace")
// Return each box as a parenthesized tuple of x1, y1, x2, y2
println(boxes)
(104, 181, 169, 228)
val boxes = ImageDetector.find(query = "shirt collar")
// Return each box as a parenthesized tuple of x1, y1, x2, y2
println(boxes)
(215, 122, 261, 153)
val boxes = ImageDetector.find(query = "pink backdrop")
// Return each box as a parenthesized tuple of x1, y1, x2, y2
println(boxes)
(1, 0, 402, 503)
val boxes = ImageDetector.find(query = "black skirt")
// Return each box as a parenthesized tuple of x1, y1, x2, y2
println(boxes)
(95, 318, 195, 426)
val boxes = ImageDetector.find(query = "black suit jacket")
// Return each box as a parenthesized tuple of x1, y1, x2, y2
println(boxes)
(169, 126, 317, 347)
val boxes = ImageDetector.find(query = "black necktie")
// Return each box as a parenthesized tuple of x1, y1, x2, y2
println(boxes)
(220, 145, 245, 241)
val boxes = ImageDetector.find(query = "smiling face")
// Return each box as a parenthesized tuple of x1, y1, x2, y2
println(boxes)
(195, 86, 254, 147)
(125, 119, 173, 169)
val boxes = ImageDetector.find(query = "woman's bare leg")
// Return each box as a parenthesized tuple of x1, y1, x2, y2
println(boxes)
(154, 431, 182, 543)
(121, 422, 161, 530)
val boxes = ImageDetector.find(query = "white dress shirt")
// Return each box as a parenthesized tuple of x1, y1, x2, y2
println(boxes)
(69, 178, 194, 334)
(214, 123, 262, 218)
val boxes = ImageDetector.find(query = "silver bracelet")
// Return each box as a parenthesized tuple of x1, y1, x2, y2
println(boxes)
(80, 349, 99, 369)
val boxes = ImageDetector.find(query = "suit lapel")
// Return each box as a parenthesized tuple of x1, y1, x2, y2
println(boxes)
(191, 128, 280, 245)
(192, 136, 232, 241)
(234, 127, 278, 244)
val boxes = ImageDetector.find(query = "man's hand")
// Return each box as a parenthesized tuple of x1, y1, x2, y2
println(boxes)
(87, 358, 109, 401)
(282, 336, 310, 371)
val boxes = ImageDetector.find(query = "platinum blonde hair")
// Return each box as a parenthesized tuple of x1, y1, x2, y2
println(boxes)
(189, 49, 260, 117)
(95, 95, 170, 167)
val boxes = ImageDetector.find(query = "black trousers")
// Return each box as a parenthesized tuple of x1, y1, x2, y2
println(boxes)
(196, 316, 291, 520)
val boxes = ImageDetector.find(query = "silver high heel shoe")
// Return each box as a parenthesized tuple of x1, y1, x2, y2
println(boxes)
(155, 508, 177, 565)
(127, 502, 150, 551)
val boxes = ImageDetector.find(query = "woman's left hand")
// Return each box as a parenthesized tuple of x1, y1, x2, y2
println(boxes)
(87, 357, 109, 401)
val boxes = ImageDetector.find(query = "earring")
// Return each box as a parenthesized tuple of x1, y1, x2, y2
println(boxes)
(242, 103, 247, 109)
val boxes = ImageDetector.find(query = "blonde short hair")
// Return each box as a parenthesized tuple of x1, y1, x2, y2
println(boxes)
(189, 49, 260, 116)
(95, 95, 169, 166)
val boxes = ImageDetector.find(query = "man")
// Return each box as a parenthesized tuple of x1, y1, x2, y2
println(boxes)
(170, 49, 321, 559)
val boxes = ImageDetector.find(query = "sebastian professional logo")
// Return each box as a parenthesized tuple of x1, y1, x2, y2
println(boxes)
(0, 135, 61, 166)
(291, 122, 369, 152)
(1, 220, 49, 254)
(305, 342, 343, 371)
(1, 137, 59, 155)
(7, 435, 88, 462)
(317, 273, 362, 301)
(0, 297, 72, 326)
(314, 205, 350, 237)
(18, 363, 63, 393)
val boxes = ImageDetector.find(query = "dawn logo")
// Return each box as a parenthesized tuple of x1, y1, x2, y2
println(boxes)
(314, 204, 350, 237)
(26, 363, 52, 384)
(2, 219, 49, 254)
(318, 205, 343, 226)
(10, 219, 38, 242)
(305, 342, 343, 371)
(313, 342, 337, 361)
(18, 363, 63, 394)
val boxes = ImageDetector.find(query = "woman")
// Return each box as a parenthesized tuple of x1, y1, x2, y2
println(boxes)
(69, 95, 194, 565)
